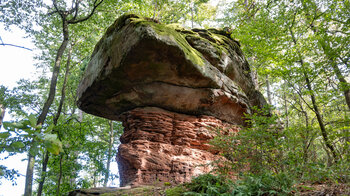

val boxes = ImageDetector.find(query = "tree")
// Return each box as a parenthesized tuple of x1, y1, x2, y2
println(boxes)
(24, 1, 105, 194)
(219, 0, 348, 166)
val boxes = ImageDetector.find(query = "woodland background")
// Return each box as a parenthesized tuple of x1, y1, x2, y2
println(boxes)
(0, 0, 349, 195)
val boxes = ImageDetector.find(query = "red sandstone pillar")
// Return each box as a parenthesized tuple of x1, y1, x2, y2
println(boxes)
(116, 107, 237, 186)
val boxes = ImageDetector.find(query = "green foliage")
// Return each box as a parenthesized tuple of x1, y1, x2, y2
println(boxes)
(0, 165, 20, 186)
(184, 174, 231, 196)
(231, 173, 294, 196)
(164, 181, 172, 186)
(300, 160, 350, 184)
(1, 114, 63, 156)
(43, 134, 63, 155)
(165, 185, 186, 196)
(210, 106, 285, 175)
(183, 173, 294, 196)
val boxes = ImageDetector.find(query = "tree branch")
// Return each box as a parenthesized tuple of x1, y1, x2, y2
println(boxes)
(68, 0, 104, 24)
(73, 0, 81, 20)
(0, 43, 32, 51)
(52, 0, 64, 18)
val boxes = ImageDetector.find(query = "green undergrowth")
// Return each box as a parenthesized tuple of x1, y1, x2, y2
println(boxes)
(164, 173, 295, 196)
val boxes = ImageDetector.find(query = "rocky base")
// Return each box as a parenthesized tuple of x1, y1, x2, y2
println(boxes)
(68, 185, 167, 196)
(117, 107, 238, 186)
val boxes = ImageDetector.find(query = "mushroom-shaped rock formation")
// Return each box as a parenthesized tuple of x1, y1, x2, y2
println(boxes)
(77, 14, 267, 186)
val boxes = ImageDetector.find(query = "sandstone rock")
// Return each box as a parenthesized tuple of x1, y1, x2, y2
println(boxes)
(77, 14, 267, 125)
(117, 107, 238, 186)
(76, 14, 267, 186)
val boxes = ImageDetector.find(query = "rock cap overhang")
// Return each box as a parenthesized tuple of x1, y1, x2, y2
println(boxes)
(76, 14, 267, 125)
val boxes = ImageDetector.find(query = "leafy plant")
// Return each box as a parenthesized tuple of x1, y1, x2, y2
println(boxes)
(165, 185, 187, 196)
(1, 114, 63, 156)
(231, 172, 294, 196)
(184, 174, 232, 196)
(210, 106, 286, 176)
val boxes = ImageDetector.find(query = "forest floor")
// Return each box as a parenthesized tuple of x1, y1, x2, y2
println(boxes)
(295, 183, 350, 196)
(69, 183, 350, 196)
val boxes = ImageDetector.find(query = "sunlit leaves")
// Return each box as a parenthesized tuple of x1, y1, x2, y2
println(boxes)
(1, 114, 62, 156)
(0, 131, 10, 140)
(43, 133, 63, 155)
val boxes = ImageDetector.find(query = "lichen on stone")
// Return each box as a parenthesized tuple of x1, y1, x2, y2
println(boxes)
(127, 16, 206, 67)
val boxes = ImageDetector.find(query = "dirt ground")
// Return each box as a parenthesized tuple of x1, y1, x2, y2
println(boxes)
(295, 183, 350, 196)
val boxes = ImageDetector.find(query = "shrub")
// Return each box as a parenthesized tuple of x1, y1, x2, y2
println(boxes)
(183, 174, 232, 196)
(165, 186, 186, 196)
(231, 172, 294, 196)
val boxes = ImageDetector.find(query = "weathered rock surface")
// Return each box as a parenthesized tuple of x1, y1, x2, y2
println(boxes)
(76, 14, 267, 186)
(117, 107, 238, 186)
(68, 186, 166, 196)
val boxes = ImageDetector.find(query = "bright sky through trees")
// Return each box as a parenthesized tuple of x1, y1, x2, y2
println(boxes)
(0, 25, 36, 196)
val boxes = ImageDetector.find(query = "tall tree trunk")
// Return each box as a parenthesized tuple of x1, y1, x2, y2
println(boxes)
(300, 98, 310, 164)
(24, 152, 35, 196)
(56, 154, 63, 196)
(24, 19, 69, 196)
(78, 109, 83, 122)
(266, 75, 272, 105)
(36, 151, 49, 196)
(93, 170, 97, 188)
(0, 104, 5, 129)
(190, 2, 194, 28)
(303, 2, 350, 111)
(313, 31, 350, 111)
(289, 23, 338, 162)
(37, 43, 72, 196)
(153, 0, 157, 19)
(24, 1, 103, 193)
(322, 49, 350, 111)
(103, 121, 114, 187)
(283, 90, 289, 129)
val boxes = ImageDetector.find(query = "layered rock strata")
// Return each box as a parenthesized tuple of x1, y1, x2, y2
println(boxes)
(77, 14, 267, 186)
(117, 107, 238, 186)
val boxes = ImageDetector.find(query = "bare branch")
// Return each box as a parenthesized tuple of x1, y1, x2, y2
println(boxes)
(68, 0, 104, 24)
(52, 0, 64, 19)
(0, 43, 32, 51)
(47, 10, 59, 16)
(73, 0, 81, 20)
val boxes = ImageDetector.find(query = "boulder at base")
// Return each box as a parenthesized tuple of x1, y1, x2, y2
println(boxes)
(77, 14, 267, 186)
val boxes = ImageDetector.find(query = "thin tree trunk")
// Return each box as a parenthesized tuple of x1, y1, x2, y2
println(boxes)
(315, 33, 350, 111)
(24, 1, 103, 193)
(300, 100, 310, 164)
(37, 43, 72, 196)
(153, 0, 157, 19)
(93, 170, 97, 188)
(289, 22, 338, 162)
(36, 151, 49, 196)
(24, 152, 35, 196)
(103, 121, 114, 187)
(266, 75, 272, 105)
(283, 90, 289, 129)
(326, 55, 350, 111)
(304, 2, 350, 111)
(0, 104, 5, 129)
(24, 19, 69, 196)
(191, 4, 194, 28)
(37, 20, 69, 126)
(78, 109, 83, 122)
(56, 155, 63, 196)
